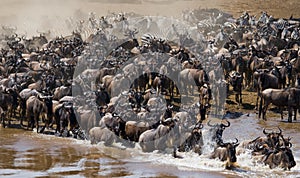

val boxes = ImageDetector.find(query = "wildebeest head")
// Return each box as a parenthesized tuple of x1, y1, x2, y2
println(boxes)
(95, 88, 110, 107)
(111, 113, 126, 137)
(207, 120, 231, 144)
(228, 71, 243, 91)
(219, 138, 239, 163)
(161, 105, 174, 121)
(263, 127, 282, 148)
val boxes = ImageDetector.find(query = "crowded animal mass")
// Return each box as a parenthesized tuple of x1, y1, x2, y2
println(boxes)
(0, 4, 299, 177)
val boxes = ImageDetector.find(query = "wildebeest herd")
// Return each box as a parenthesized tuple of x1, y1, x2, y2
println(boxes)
(0, 9, 298, 170)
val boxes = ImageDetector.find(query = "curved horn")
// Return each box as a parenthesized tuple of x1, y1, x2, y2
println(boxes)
(16, 37, 21, 42)
(207, 120, 216, 127)
(233, 138, 239, 144)
(102, 104, 108, 109)
(223, 120, 230, 127)
(112, 112, 119, 117)
(197, 123, 204, 129)
(263, 128, 268, 135)
(121, 91, 130, 96)
(168, 105, 173, 109)
(277, 127, 282, 135)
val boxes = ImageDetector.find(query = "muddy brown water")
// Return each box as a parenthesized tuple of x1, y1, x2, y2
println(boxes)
(1, 0, 300, 177)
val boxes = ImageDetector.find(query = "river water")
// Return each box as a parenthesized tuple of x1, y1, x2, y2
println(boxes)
(1, 0, 300, 177)
(1, 114, 299, 177)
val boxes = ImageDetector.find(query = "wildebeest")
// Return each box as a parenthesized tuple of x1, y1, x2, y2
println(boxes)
(228, 71, 243, 105)
(262, 144, 296, 170)
(179, 68, 209, 96)
(210, 138, 240, 169)
(26, 95, 49, 132)
(198, 84, 211, 121)
(53, 85, 72, 101)
(54, 102, 78, 137)
(89, 127, 116, 146)
(138, 118, 179, 152)
(238, 128, 283, 155)
(207, 120, 231, 147)
(259, 88, 300, 122)
(95, 87, 110, 107)
(124, 120, 161, 142)
(255, 70, 279, 109)
(178, 122, 204, 155)
(0, 88, 17, 126)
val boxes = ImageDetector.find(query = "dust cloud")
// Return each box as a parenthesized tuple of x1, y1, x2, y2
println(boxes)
(0, 0, 299, 38)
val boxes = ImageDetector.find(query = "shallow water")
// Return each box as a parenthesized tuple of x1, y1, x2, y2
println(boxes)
(1, 114, 299, 177)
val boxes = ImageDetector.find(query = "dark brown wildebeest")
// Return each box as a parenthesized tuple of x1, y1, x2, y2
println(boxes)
(95, 87, 110, 107)
(0, 88, 17, 127)
(228, 71, 243, 105)
(207, 120, 231, 147)
(54, 102, 78, 137)
(210, 138, 240, 169)
(259, 88, 300, 122)
(26, 95, 48, 132)
(255, 71, 279, 109)
(262, 144, 296, 170)
(198, 84, 211, 121)
(178, 122, 204, 155)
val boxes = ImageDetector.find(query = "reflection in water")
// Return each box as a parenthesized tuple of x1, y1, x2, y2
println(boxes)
(0, 128, 131, 177)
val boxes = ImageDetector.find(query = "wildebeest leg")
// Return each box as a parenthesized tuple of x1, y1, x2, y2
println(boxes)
(39, 115, 48, 133)
(280, 107, 284, 120)
(1, 113, 5, 128)
(34, 114, 39, 133)
(256, 90, 260, 110)
(235, 93, 238, 103)
(287, 107, 293, 123)
(239, 92, 242, 105)
(262, 101, 270, 120)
